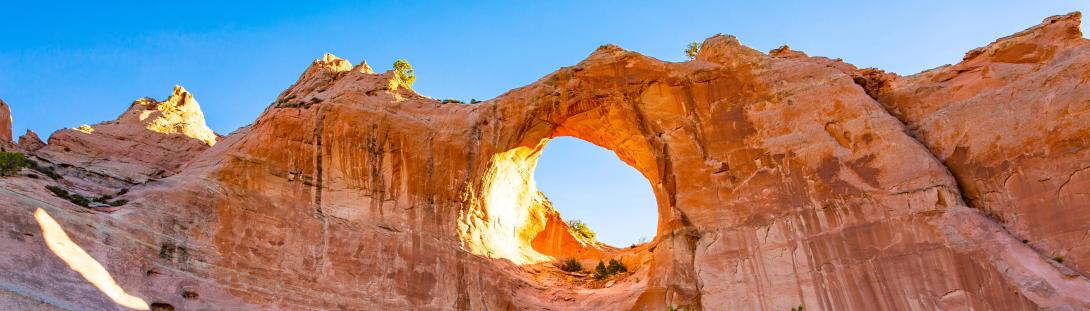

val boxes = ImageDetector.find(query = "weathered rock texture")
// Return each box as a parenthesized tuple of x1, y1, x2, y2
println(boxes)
(36, 85, 218, 188)
(0, 12, 1089, 311)
(0, 98, 12, 144)
(858, 12, 1090, 280)
(17, 130, 45, 152)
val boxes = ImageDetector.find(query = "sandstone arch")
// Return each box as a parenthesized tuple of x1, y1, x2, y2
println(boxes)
(1, 13, 1090, 311)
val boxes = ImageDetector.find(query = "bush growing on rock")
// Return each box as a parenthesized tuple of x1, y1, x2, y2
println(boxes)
(0, 152, 31, 176)
(46, 185, 128, 208)
(46, 185, 90, 207)
(393, 59, 415, 86)
(560, 258, 582, 272)
(565, 219, 596, 242)
(593, 261, 609, 280)
(591, 258, 628, 280)
(684, 42, 700, 60)
(607, 259, 627, 274)
(28, 161, 62, 179)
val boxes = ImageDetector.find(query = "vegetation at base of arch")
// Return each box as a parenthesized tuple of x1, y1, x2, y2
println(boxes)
(559, 258, 582, 272)
(439, 98, 482, 105)
(592, 259, 627, 280)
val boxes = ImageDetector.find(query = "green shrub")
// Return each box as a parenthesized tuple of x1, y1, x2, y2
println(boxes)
(593, 261, 609, 280)
(685, 42, 701, 60)
(440, 98, 464, 105)
(393, 59, 415, 86)
(607, 259, 627, 274)
(46, 185, 127, 208)
(560, 258, 582, 272)
(0, 152, 31, 176)
(1055, 256, 1065, 263)
(791, 305, 805, 311)
(45, 185, 66, 197)
(29, 161, 63, 179)
(590, 258, 628, 280)
(565, 219, 596, 242)
(470, 99, 481, 104)
(46, 185, 90, 207)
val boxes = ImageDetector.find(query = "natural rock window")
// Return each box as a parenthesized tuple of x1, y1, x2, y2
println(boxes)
(534, 137, 657, 248)
(458, 135, 659, 269)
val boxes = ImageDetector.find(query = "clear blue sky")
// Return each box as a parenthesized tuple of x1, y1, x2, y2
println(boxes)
(1, 1, 1086, 246)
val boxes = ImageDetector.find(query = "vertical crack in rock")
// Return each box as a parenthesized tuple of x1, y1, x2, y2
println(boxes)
(312, 104, 330, 274)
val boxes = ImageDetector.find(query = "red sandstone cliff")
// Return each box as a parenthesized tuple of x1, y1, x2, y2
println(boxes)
(0, 13, 1089, 311)
(0, 98, 13, 151)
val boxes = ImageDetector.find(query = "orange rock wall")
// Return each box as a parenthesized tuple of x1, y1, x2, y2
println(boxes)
(0, 12, 1089, 311)
(864, 12, 1090, 279)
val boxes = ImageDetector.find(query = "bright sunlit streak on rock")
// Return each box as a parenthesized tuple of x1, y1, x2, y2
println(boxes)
(34, 208, 150, 310)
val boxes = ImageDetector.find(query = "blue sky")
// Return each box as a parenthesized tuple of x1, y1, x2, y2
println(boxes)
(1, 1, 1086, 246)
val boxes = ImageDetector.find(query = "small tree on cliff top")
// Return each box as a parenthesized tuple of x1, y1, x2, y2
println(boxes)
(685, 42, 700, 60)
(393, 59, 415, 86)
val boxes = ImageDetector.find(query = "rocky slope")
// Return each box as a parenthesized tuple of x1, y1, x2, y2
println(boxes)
(0, 12, 1089, 311)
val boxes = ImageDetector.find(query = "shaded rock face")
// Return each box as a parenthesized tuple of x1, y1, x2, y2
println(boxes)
(1, 13, 1090, 311)
(17, 129, 45, 152)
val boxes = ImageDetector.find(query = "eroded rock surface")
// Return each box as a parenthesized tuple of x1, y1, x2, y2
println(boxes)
(860, 12, 1090, 278)
(36, 85, 218, 187)
(17, 130, 46, 152)
(0, 98, 12, 144)
(0, 13, 1089, 311)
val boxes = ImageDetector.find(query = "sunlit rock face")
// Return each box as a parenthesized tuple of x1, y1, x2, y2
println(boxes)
(36, 85, 219, 187)
(859, 12, 1090, 279)
(1, 13, 1090, 311)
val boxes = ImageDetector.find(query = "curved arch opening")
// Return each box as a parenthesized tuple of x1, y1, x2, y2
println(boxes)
(458, 135, 661, 268)
(534, 136, 657, 248)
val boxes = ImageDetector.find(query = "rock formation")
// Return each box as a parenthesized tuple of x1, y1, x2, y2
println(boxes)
(858, 12, 1090, 279)
(0, 98, 13, 152)
(0, 98, 12, 144)
(17, 129, 45, 152)
(35, 85, 218, 189)
(0, 12, 1089, 311)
